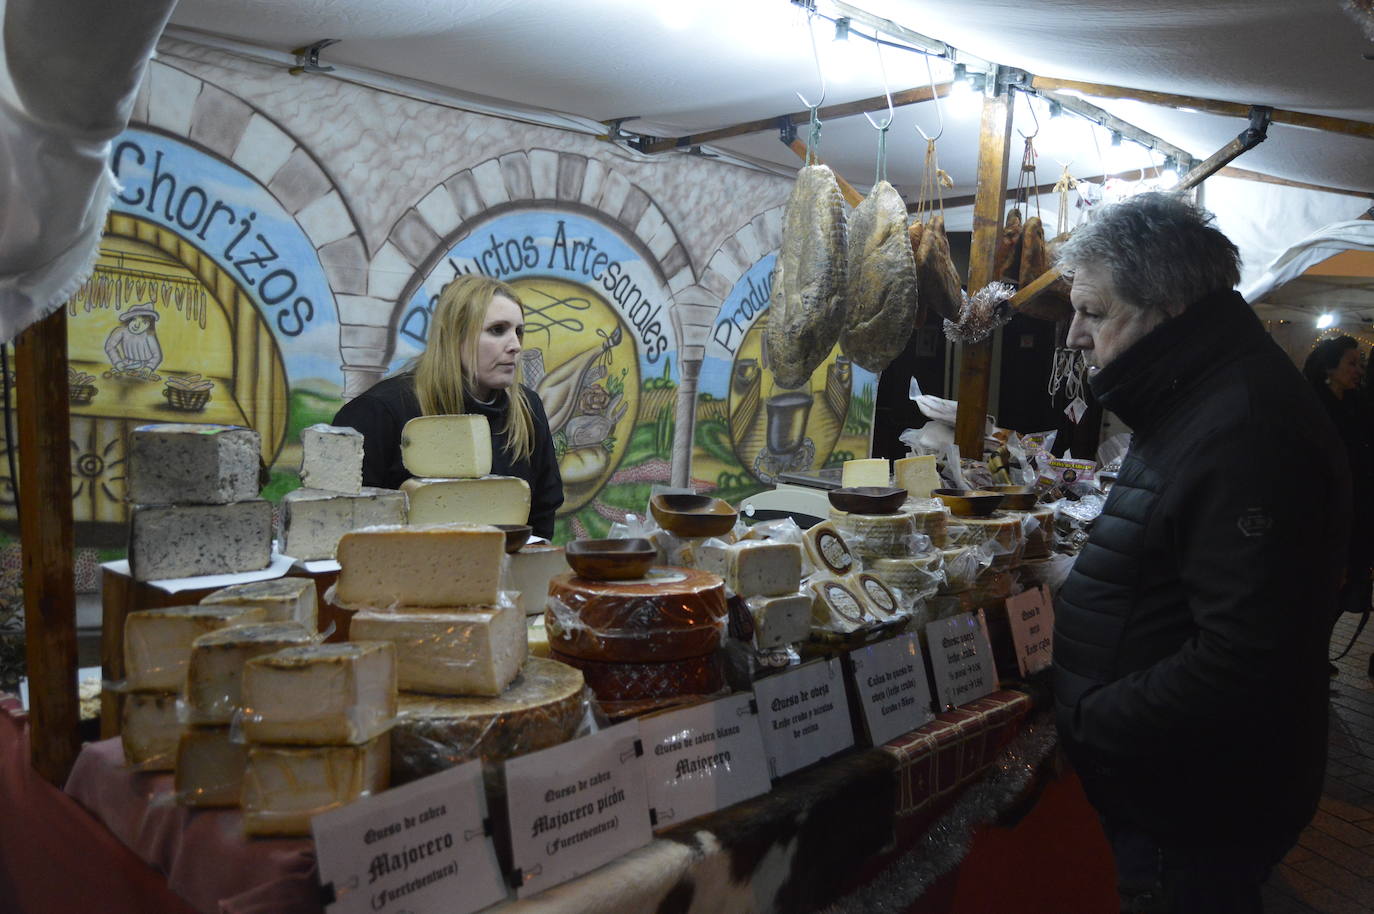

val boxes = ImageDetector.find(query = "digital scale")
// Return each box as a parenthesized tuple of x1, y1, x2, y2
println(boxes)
(738, 469, 843, 529)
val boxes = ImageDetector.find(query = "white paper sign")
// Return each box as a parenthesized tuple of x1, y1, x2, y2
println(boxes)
(753, 658, 855, 779)
(925, 612, 999, 710)
(504, 721, 653, 898)
(312, 760, 506, 914)
(638, 693, 771, 829)
(846, 634, 935, 746)
(1005, 585, 1055, 675)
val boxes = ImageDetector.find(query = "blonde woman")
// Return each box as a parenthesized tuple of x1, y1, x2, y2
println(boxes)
(333, 274, 563, 538)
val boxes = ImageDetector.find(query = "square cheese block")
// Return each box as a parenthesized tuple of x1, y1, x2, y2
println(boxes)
(126, 423, 261, 505)
(401, 476, 530, 527)
(119, 691, 181, 771)
(505, 544, 569, 616)
(349, 602, 526, 696)
(242, 642, 396, 745)
(299, 424, 364, 494)
(894, 455, 942, 499)
(841, 457, 890, 488)
(124, 604, 268, 692)
(400, 414, 492, 478)
(279, 487, 408, 561)
(242, 734, 389, 837)
(185, 622, 315, 724)
(696, 540, 802, 597)
(201, 577, 318, 632)
(128, 500, 272, 582)
(334, 524, 505, 608)
(175, 726, 248, 807)
(745, 593, 811, 649)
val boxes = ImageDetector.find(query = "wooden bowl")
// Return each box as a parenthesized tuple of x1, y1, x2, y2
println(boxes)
(827, 486, 908, 515)
(985, 485, 1038, 511)
(494, 523, 532, 554)
(932, 488, 1005, 517)
(565, 538, 655, 580)
(649, 494, 738, 538)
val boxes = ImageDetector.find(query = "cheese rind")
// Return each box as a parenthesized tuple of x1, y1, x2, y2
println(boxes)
(401, 476, 531, 527)
(830, 508, 920, 561)
(128, 500, 272, 582)
(242, 642, 397, 744)
(746, 593, 812, 649)
(550, 650, 725, 705)
(119, 691, 181, 771)
(894, 455, 942, 499)
(299, 424, 364, 494)
(201, 577, 318, 632)
(127, 423, 260, 505)
(696, 541, 802, 598)
(871, 553, 945, 601)
(175, 726, 248, 808)
(349, 604, 525, 697)
(279, 487, 408, 561)
(841, 457, 890, 488)
(185, 622, 315, 724)
(802, 521, 856, 577)
(850, 572, 902, 620)
(544, 568, 728, 662)
(504, 544, 569, 616)
(124, 604, 268, 692)
(400, 415, 492, 478)
(334, 524, 505, 608)
(243, 735, 390, 836)
(807, 578, 873, 633)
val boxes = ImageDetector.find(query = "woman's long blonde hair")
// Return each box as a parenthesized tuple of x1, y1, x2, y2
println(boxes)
(412, 274, 535, 461)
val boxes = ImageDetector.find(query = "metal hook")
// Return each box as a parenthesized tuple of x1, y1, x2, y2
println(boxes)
(794, 13, 826, 110)
(914, 54, 944, 143)
(861, 39, 894, 132)
(1017, 90, 1040, 140)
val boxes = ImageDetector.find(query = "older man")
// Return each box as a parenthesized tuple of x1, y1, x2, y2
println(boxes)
(1052, 193, 1350, 913)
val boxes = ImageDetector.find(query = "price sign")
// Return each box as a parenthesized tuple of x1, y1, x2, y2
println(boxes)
(845, 634, 934, 746)
(1005, 585, 1054, 675)
(925, 612, 999, 710)
(753, 658, 854, 779)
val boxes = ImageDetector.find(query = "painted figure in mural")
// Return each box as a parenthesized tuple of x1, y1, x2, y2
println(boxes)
(102, 304, 163, 380)
(333, 275, 564, 539)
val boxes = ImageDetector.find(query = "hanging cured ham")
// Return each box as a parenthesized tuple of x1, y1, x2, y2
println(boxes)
(909, 213, 963, 322)
(839, 181, 917, 373)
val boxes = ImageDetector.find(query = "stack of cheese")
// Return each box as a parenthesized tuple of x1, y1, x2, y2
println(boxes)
(279, 424, 407, 561)
(1004, 505, 1055, 561)
(694, 538, 807, 651)
(794, 519, 910, 639)
(945, 513, 1024, 570)
(335, 523, 585, 785)
(126, 424, 271, 581)
(398, 415, 531, 526)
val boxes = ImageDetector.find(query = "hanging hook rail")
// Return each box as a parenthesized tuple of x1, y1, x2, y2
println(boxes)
(795, 12, 827, 165)
(914, 54, 945, 142)
(861, 38, 895, 184)
(1017, 88, 1041, 140)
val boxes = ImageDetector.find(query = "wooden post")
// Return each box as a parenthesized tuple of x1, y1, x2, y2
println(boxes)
(14, 307, 79, 785)
(954, 79, 1016, 457)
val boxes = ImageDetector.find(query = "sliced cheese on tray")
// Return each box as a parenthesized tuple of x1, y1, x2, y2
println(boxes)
(400, 414, 492, 478)
(119, 690, 181, 771)
(334, 523, 505, 608)
(242, 642, 397, 744)
(243, 734, 389, 837)
(124, 604, 268, 692)
(175, 726, 248, 808)
(402, 475, 530, 527)
(349, 603, 525, 697)
(185, 622, 315, 725)
(201, 577, 318, 632)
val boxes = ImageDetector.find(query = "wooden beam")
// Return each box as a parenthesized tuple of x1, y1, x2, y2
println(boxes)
(785, 138, 866, 207)
(1215, 166, 1374, 200)
(14, 307, 79, 786)
(955, 84, 1016, 458)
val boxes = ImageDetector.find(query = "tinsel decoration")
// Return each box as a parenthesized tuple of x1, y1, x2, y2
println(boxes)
(942, 281, 1016, 344)
(1345, 0, 1374, 40)
(821, 712, 1059, 914)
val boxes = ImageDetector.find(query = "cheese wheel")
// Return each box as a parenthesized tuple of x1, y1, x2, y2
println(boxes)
(939, 548, 983, 594)
(829, 508, 919, 561)
(390, 657, 586, 785)
(550, 650, 725, 705)
(870, 553, 944, 601)
(929, 571, 1015, 619)
(802, 521, 856, 577)
(850, 572, 901, 621)
(944, 512, 1023, 568)
(903, 499, 950, 548)
(807, 577, 872, 634)
(544, 567, 727, 662)
(243, 734, 389, 836)
(1005, 506, 1055, 560)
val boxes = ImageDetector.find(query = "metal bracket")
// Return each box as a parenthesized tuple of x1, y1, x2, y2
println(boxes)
(1240, 105, 1273, 148)
(778, 115, 798, 146)
(289, 39, 339, 76)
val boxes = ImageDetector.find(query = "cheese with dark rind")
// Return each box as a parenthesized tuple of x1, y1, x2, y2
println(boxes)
(242, 642, 397, 744)
(334, 523, 504, 608)
(201, 577, 317, 632)
(550, 649, 725, 705)
(242, 734, 389, 836)
(119, 690, 181, 771)
(124, 604, 268, 692)
(544, 567, 727, 662)
(128, 500, 272, 582)
(389, 657, 585, 785)
(349, 603, 525, 697)
(175, 726, 248, 808)
(127, 423, 260, 505)
(185, 622, 315, 724)
(802, 521, 856, 577)
(279, 487, 407, 561)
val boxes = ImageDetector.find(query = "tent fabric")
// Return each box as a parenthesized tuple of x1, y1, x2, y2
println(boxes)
(1241, 218, 1374, 306)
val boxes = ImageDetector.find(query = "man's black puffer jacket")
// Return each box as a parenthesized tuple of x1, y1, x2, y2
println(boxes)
(1053, 289, 1351, 848)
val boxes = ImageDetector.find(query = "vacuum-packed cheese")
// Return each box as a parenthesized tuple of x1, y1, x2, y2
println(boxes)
(894, 455, 941, 499)
(549, 650, 725, 705)
(242, 734, 389, 836)
(945, 513, 1024, 568)
(124, 604, 267, 692)
(870, 553, 944, 601)
(746, 592, 812, 649)
(334, 524, 505, 608)
(175, 726, 248, 807)
(849, 572, 902, 621)
(505, 544, 569, 616)
(401, 476, 530, 527)
(696, 540, 802, 597)
(544, 568, 727, 662)
(400, 415, 492, 478)
(802, 521, 856, 577)
(126, 423, 260, 505)
(201, 577, 318, 632)
(841, 458, 890, 488)
(299, 424, 364, 494)
(349, 603, 525, 697)
(807, 577, 873, 634)
(279, 487, 408, 561)
(242, 642, 396, 744)
(119, 690, 181, 770)
(185, 622, 315, 724)
(830, 508, 920, 561)
(1006, 506, 1055, 561)
(128, 500, 272, 582)
(527, 615, 550, 658)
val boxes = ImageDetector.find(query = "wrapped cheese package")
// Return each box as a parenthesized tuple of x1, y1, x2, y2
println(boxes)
(829, 506, 932, 563)
(241, 642, 397, 744)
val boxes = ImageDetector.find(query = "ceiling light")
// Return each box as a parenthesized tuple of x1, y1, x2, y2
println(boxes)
(1159, 156, 1180, 188)
(1317, 312, 1336, 329)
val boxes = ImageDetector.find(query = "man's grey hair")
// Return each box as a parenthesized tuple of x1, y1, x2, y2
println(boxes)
(1055, 192, 1241, 314)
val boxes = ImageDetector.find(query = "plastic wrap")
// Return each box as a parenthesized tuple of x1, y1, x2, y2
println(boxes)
(944, 513, 1025, 570)
(1003, 506, 1055, 561)
(389, 657, 591, 786)
(119, 690, 181, 772)
(1097, 433, 1132, 474)
(801, 520, 859, 577)
(242, 734, 390, 837)
(122, 604, 269, 693)
(738, 515, 806, 545)
(543, 567, 728, 663)
(829, 507, 932, 563)
(174, 726, 248, 807)
(744, 591, 812, 649)
(870, 552, 945, 604)
(551, 649, 728, 718)
(905, 498, 952, 548)
(928, 572, 1014, 620)
(694, 539, 804, 600)
(181, 621, 318, 726)
(938, 545, 996, 594)
(848, 572, 904, 622)
(1016, 553, 1076, 595)
(238, 642, 397, 745)
(1052, 492, 1108, 554)
(201, 577, 318, 631)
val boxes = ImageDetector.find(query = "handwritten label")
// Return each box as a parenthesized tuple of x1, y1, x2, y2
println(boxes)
(846, 634, 935, 746)
(752, 659, 855, 779)
(503, 721, 652, 898)
(638, 693, 771, 829)
(1005, 585, 1055, 675)
(313, 761, 506, 914)
(925, 613, 999, 710)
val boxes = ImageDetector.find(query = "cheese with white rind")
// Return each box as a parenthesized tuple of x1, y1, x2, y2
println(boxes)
(746, 593, 812, 648)
(544, 568, 728, 662)
(349, 604, 525, 697)
(696, 540, 802, 598)
(185, 622, 315, 724)
(400, 414, 492, 478)
(119, 691, 181, 771)
(242, 642, 397, 744)
(124, 604, 268, 692)
(850, 572, 902, 621)
(175, 726, 248, 807)
(401, 475, 531, 527)
(242, 734, 389, 836)
(334, 523, 505, 608)
(389, 657, 585, 785)
(807, 577, 873, 633)
(201, 577, 318, 632)
(279, 487, 407, 561)
(894, 455, 942, 499)
(802, 521, 855, 577)
(505, 544, 569, 616)
(127, 423, 260, 505)
(128, 500, 272, 582)
(871, 553, 945, 601)
(841, 457, 890, 488)
(829, 507, 920, 561)
(527, 615, 551, 658)
(299, 424, 364, 494)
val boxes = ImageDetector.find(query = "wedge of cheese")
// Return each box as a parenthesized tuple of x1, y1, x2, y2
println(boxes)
(242, 642, 397, 744)
(400, 414, 492, 478)
(349, 603, 525, 696)
(746, 592, 812, 649)
(841, 457, 890, 488)
(185, 622, 315, 724)
(807, 577, 873, 634)
(801, 521, 856, 578)
(505, 544, 569, 616)
(696, 540, 802, 597)
(894, 455, 941, 499)
(401, 476, 530, 527)
(848, 572, 902, 621)
(299, 424, 364, 494)
(334, 524, 505, 608)
(119, 691, 181, 771)
(243, 735, 389, 836)
(124, 604, 268, 692)
(175, 726, 248, 807)
(279, 487, 408, 561)
(201, 577, 318, 632)
(127, 423, 260, 505)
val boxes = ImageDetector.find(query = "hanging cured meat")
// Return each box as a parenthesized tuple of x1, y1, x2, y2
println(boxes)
(1020, 215, 1048, 283)
(1012, 215, 1072, 322)
(839, 181, 917, 373)
(766, 165, 849, 389)
(992, 208, 1024, 283)
(909, 214, 963, 322)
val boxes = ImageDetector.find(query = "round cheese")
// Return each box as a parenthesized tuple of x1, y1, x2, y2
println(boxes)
(1005, 506, 1055, 560)
(829, 509, 919, 561)
(904, 499, 950, 548)
(549, 650, 725, 706)
(939, 548, 983, 594)
(945, 513, 1023, 568)
(870, 553, 944, 601)
(544, 567, 727, 662)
